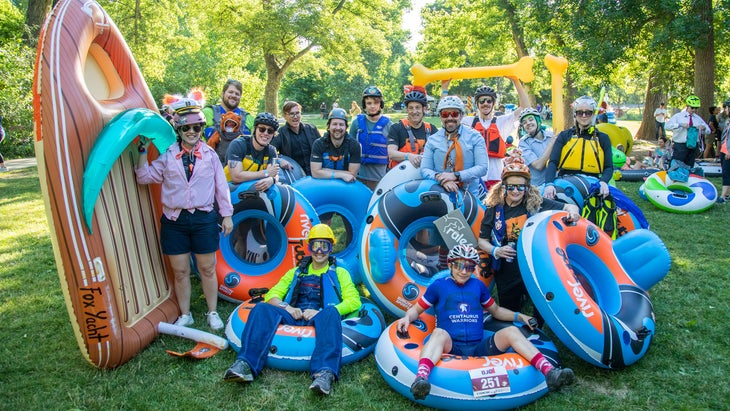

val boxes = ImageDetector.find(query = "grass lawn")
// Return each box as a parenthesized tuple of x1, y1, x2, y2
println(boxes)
(1, 160, 728, 410)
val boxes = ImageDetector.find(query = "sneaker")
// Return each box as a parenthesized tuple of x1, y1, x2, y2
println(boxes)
(173, 313, 194, 327)
(206, 311, 224, 330)
(224, 360, 254, 383)
(410, 376, 431, 400)
(546, 367, 575, 392)
(309, 370, 335, 395)
(0, 166, 7, 172)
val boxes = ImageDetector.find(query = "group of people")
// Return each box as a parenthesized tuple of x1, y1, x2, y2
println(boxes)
(136, 77, 649, 399)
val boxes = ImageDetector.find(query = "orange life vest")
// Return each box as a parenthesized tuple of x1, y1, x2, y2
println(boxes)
(472, 117, 506, 159)
(388, 119, 433, 168)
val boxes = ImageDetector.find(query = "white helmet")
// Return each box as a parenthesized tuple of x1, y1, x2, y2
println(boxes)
(447, 244, 480, 264)
(437, 96, 465, 114)
(573, 95, 597, 113)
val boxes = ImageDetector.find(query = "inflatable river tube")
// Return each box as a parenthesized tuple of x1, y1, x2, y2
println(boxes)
(641, 171, 717, 213)
(293, 177, 372, 284)
(33, 0, 180, 368)
(518, 211, 671, 369)
(360, 179, 488, 317)
(216, 181, 319, 302)
(225, 297, 385, 371)
(375, 313, 562, 410)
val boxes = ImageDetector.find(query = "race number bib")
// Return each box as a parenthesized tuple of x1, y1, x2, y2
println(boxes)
(469, 365, 511, 397)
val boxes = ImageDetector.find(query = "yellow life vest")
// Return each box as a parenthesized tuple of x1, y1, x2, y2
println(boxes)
(558, 133, 604, 174)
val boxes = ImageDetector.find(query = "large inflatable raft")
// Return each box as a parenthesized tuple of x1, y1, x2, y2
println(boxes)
(33, 0, 179, 368)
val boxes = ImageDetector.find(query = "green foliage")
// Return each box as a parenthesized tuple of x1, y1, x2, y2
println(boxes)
(0, 41, 35, 159)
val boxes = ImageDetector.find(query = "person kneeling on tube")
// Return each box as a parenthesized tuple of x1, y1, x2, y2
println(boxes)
(397, 244, 575, 400)
(223, 224, 362, 396)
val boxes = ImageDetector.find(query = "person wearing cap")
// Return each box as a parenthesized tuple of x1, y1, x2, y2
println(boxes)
(311, 108, 361, 183)
(398, 243, 575, 401)
(517, 108, 556, 186)
(387, 86, 438, 169)
(226, 112, 281, 190)
(223, 224, 361, 396)
(665, 95, 709, 168)
(350, 86, 392, 190)
(461, 80, 529, 190)
(271, 101, 322, 176)
(135, 98, 233, 331)
(478, 150, 581, 327)
(654, 102, 667, 141)
(543, 95, 614, 200)
(420, 96, 488, 199)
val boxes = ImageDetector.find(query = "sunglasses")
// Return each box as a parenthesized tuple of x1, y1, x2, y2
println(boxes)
(450, 260, 476, 272)
(180, 124, 203, 133)
(478, 97, 494, 105)
(505, 184, 528, 192)
(257, 126, 276, 135)
(308, 239, 333, 254)
(440, 111, 461, 119)
(575, 110, 594, 117)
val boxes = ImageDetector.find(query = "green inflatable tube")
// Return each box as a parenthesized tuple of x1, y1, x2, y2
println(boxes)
(83, 108, 175, 233)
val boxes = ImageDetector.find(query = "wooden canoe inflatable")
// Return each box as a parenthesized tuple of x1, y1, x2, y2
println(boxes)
(33, 0, 179, 368)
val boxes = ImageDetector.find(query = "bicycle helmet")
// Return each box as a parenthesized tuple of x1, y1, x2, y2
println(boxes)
(685, 95, 701, 108)
(326, 108, 349, 128)
(253, 112, 279, 132)
(519, 107, 541, 123)
(362, 86, 384, 108)
(573, 95, 598, 112)
(437, 96, 465, 114)
(474, 85, 498, 100)
(171, 98, 206, 128)
(404, 90, 428, 107)
(447, 244, 480, 264)
(307, 223, 336, 245)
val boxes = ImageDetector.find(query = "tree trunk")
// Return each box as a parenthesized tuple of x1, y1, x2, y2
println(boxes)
(23, 0, 54, 47)
(498, 0, 536, 106)
(264, 54, 284, 114)
(694, 0, 714, 118)
(636, 75, 665, 141)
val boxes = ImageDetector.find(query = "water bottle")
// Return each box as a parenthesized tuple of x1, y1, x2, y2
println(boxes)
(504, 242, 516, 263)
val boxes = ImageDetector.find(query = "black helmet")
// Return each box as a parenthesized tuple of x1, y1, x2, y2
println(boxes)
(362, 86, 384, 109)
(404, 90, 428, 107)
(253, 112, 279, 132)
(474, 85, 497, 100)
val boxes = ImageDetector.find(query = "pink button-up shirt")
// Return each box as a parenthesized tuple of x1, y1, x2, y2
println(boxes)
(136, 142, 233, 221)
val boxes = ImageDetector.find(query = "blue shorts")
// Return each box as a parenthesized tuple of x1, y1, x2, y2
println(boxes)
(450, 335, 504, 357)
(160, 209, 220, 255)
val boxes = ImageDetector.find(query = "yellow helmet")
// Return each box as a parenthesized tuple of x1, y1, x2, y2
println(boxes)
(307, 224, 336, 245)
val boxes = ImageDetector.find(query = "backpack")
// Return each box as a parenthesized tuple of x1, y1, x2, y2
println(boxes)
(582, 191, 618, 239)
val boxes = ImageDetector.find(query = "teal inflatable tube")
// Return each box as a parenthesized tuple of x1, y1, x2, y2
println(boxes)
(82, 108, 176, 233)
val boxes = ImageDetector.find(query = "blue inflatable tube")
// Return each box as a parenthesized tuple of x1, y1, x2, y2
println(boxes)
(518, 211, 671, 369)
(293, 177, 372, 284)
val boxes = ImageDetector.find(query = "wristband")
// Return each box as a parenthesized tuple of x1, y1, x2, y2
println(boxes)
(491, 246, 498, 257)
(441, 90, 448, 95)
(331, 171, 335, 179)
(405, 153, 409, 161)
(514, 312, 520, 322)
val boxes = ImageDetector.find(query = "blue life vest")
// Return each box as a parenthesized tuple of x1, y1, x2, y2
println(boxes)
(282, 257, 343, 310)
(357, 114, 390, 165)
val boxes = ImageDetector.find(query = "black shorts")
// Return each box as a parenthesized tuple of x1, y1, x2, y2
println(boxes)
(722, 153, 730, 186)
(451, 335, 504, 357)
(160, 209, 220, 255)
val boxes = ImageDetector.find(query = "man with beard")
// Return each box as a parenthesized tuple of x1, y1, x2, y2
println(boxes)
(311, 108, 361, 183)
(420, 96, 488, 200)
(461, 80, 529, 190)
(349, 86, 392, 189)
(387, 87, 438, 169)
(204, 79, 255, 165)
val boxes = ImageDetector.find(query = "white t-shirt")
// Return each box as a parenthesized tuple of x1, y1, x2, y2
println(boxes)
(654, 108, 667, 123)
(462, 113, 517, 181)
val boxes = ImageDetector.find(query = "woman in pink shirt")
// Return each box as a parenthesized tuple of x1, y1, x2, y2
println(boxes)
(136, 98, 233, 331)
